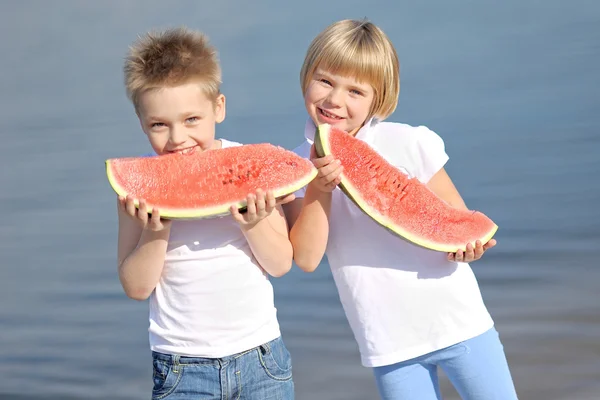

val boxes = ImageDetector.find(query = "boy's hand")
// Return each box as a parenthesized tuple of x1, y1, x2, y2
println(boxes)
(448, 239, 497, 263)
(309, 144, 343, 193)
(231, 189, 277, 229)
(118, 195, 171, 232)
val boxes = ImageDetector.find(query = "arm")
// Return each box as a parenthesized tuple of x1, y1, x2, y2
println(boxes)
(286, 186, 332, 272)
(117, 197, 171, 300)
(241, 204, 293, 277)
(426, 168, 496, 262)
(426, 167, 468, 210)
(285, 149, 343, 272)
(231, 190, 293, 277)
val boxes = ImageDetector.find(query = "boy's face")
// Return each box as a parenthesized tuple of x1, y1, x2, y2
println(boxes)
(304, 69, 374, 136)
(137, 82, 225, 155)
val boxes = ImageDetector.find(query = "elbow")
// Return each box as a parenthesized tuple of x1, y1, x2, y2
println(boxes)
(293, 255, 320, 273)
(125, 289, 152, 301)
(119, 278, 154, 301)
(268, 260, 293, 278)
(123, 286, 153, 301)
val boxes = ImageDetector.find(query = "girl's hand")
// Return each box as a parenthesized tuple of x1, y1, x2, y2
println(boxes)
(118, 195, 171, 232)
(448, 239, 497, 263)
(309, 144, 344, 193)
(231, 189, 277, 229)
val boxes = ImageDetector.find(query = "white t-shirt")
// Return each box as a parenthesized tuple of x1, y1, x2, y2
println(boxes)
(293, 119, 494, 368)
(148, 139, 281, 358)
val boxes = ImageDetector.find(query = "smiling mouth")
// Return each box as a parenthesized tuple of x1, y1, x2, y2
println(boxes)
(319, 108, 343, 120)
(169, 146, 198, 155)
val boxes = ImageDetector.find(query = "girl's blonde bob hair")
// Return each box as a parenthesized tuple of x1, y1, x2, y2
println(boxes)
(300, 19, 400, 121)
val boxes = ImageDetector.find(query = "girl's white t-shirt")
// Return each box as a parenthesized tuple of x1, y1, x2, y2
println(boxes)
(293, 119, 494, 367)
(148, 139, 281, 358)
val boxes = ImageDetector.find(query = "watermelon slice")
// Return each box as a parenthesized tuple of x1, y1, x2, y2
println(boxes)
(314, 124, 498, 252)
(106, 143, 317, 219)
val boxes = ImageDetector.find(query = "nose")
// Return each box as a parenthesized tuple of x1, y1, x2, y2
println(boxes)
(168, 126, 186, 147)
(325, 88, 343, 108)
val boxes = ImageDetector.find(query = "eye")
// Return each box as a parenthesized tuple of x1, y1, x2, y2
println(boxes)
(319, 78, 332, 86)
(150, 122, 166, 128)
(186, 116, 199, 123)
(350, 89, 363, 96)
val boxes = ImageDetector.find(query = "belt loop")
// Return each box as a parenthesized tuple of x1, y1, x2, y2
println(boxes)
(173, 354, 180, 373)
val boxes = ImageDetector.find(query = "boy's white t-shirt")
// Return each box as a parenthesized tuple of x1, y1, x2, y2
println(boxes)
(293, 119, 494, 368)
(148, 138, 281, 358)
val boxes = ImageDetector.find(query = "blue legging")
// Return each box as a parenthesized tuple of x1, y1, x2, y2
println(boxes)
(372, 327, 518, 400)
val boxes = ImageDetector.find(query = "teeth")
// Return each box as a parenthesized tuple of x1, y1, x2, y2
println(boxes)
(321, 109, 342, 119)
(176, 147, 196, 154)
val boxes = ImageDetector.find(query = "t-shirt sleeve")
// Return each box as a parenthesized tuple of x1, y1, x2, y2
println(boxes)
(291, 141, 312, 199)
(414, 126, 449, 183)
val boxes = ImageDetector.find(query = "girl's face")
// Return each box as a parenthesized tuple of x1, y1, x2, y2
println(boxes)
(304, 69, 375, 136)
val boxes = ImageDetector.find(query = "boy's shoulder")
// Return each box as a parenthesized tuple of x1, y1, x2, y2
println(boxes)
(219, 138, 243, 148)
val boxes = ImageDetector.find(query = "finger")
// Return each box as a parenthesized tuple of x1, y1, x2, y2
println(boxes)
(313, 155, 336, 169)
(150, 208, 161, 227)
(473, 240, 484, 259)
(464, 243, 475, 261)
(265, 191, 276, 212)
(447, 252, 456, 262)
(483, 239, 497, 250)
(321, 167, 344, 189)
(125, 195, 137, 216)
(246, 194, 257, 216)
(321, 163, 343, 181)
(275, 193, 295, 206)
(455, 250, 464, 262)
(317, 160, 341, 177)
(255, 189, 266, 213)
(138, 199, 149, 224)
(309, 144, 332, 163)
(117, 196, 127, 211)
(230, 205, 244, 222)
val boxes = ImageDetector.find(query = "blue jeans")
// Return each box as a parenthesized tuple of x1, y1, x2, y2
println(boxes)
(151, 337, 294, 399)
(373, 327, 518, 400)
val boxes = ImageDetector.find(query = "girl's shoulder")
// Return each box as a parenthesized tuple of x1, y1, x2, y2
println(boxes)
(371, 121, 448, 182)
(371, 121, 445, 149)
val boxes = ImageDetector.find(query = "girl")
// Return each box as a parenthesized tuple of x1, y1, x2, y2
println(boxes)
(284, 19, 517, 400)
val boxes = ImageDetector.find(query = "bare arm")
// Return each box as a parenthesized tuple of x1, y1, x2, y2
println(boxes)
(241, 205, 293, 277)
(286, 186, 332, 272)
(286, 149, 343, 273)
(426, 167, 468, 210)
(117, 197, 171, 300)
(231, 190, 293, 277)
(426, 168, 497, 261)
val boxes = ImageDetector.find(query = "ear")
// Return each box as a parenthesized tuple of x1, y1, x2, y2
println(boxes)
(215, 94, 226, 124)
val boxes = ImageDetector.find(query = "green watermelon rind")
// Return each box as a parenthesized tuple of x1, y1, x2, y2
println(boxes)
(106, 150, 317, 220)
(314, 123, 498, 253)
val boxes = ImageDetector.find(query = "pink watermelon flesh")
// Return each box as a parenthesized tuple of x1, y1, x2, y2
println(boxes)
(106, 143, 316, 219)
(315, 124, 498, 253)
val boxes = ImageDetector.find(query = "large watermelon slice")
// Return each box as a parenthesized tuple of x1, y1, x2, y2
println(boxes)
(314, 124, 498, 252)
(106, 143, 317, 219)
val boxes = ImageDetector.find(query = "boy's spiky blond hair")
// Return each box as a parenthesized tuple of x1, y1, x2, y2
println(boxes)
(300, 19, 400, 121)
(124, 27, 221, 111)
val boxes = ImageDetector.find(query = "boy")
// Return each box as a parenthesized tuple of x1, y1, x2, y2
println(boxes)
(118, 27, 295, 399)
